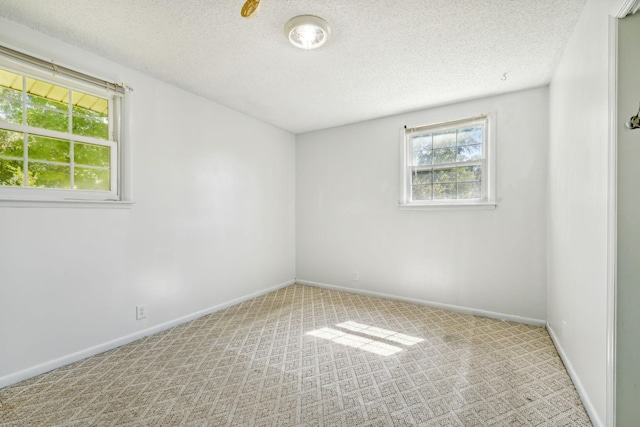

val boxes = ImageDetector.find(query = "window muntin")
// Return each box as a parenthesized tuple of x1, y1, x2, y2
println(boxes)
(401, 115, 493, 206)
(0, 61, 121, 201)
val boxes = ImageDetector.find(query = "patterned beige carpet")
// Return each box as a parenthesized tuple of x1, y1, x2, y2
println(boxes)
(0, 284, 591, 426)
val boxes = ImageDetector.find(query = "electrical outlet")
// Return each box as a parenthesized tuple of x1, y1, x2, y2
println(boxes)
(136, 305, 147, 320)
(352, 271, 359, 281)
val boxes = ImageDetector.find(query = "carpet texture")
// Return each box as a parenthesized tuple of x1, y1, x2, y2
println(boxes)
(0, 284, 591, 426)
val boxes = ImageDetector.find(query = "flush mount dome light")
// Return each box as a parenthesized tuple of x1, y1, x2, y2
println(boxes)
(285, 15, 330, 50)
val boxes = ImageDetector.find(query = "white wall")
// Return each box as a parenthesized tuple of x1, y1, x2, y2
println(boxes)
(616, 10, 640, 426)
(0, 18, 296, 385)
(296, 87, 549, 323)
(547, 0, 616, 424)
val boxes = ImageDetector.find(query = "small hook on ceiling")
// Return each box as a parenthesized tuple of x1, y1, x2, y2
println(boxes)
(501, 71, 510, 81)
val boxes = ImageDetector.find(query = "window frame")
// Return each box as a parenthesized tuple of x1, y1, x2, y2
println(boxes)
(399, 113, 497, 209)
(0, 47, 127, 204)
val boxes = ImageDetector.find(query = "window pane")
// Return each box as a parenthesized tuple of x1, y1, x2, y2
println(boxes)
(413, 150, 432, 165)
(458, 182, 481, 199)
(75, 142, 110, 167)
(72, 111, 109, 140)
(433, 168, 456, 183)
(72, 91, 108, 114)
(28, 135, 70, 163)
(26, 101, 69, 133)
(432, 147, 456, 164)
(0, 68, 22, 90)
(25, 77, 69, 108)
(412, 134, 431, 150)
(412, 134, 432, 165)
(433, 130, 456, 148)
(457, 144, 482, 162)
(0, 90, 23, 124)
(0, 129, 24, 158)
(0, 159, 24, 186)
(0, 69, 23, 125)
(28, 162, 70, 188)
(433, 183, 456, 200)
(74, 167, 110, 191)
(457, 127, 483, 146)
(26, 77, 69, 133)
(412, 134, 431, 151)
(412, 170, 432, 185)
(412, 184, 432, 200)
(72, 91, 109, 139)
(457, 166, 481, 182)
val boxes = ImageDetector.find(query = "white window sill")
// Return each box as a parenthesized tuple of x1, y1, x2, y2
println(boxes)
(0, 199, 135, 209)
(398, 202, 497, 211)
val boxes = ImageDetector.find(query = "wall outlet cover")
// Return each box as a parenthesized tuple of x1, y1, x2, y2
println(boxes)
(136, 305, 147, 320)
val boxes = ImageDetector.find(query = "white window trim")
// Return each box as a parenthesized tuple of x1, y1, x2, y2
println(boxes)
(0, 44, 132, 208)
(398, 112, 497, 209)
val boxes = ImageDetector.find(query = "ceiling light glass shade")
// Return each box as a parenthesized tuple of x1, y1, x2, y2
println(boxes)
(284, 15, 330, 50)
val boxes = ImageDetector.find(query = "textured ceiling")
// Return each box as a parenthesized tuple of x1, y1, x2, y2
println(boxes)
(0, 0, 587, 134)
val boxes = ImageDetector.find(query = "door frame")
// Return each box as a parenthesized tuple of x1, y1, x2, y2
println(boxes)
(606, 2, 640, 426)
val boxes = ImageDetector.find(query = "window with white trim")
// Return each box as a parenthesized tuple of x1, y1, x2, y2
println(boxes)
(400, 114, 496, 207)
(0, 45, 125, 202)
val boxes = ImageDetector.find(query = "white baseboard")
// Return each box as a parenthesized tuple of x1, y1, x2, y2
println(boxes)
(0, 279, 295, 389)
(295, 279, 546, 327)
(546, 323, 603, 427)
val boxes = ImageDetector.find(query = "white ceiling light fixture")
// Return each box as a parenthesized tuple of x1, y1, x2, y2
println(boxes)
(284, 15, 330, 50)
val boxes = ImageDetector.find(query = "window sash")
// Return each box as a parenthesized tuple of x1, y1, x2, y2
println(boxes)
(0, 129, 118, 196)
(0, 59, 121, 201)
(0, 144, 118, 201)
